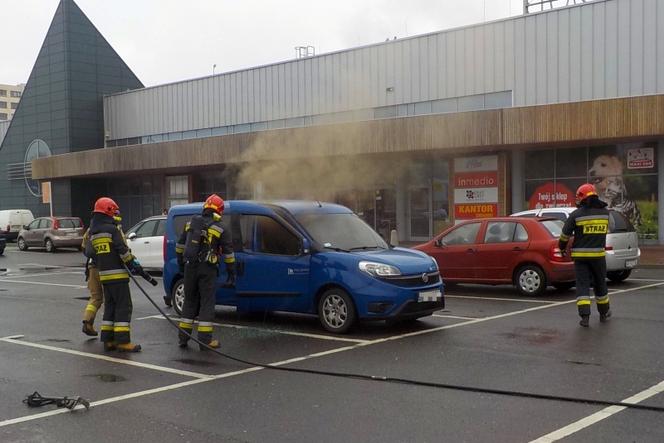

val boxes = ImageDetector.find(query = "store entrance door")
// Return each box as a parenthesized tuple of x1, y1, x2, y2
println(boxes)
(408, 187, 431, 241)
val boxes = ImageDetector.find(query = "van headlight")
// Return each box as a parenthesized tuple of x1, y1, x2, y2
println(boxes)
(359, 261, 401, 277)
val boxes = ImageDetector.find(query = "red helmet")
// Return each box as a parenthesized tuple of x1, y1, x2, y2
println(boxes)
(575, 183, 598, 204)
(203, 194, 225, 214)
(93, 197, 120, 217)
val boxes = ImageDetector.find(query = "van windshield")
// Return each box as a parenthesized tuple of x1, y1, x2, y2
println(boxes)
(295, 213, 388, 251)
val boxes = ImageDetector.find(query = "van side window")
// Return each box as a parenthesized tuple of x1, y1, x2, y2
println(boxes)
(240, 215, 300, 256)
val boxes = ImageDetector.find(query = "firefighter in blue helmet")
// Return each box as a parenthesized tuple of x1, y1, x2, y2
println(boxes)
(89, 197, 144, 351)
(559, 184, 612, 327)
(176, 194, 236, 350)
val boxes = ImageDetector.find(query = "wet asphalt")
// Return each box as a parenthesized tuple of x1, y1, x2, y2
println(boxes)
(0, 244, 663, 442)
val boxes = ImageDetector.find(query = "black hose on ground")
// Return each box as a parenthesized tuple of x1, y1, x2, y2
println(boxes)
(128, 271, 664, 413)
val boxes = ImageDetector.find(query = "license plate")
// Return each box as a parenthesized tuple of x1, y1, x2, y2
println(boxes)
(625, 259, 638, 268)
(418, 290, 442, 302)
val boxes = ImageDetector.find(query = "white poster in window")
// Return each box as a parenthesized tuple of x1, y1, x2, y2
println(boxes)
(626, 147, 655, 169)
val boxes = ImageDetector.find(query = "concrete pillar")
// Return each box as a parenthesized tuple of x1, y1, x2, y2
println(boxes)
(658, 142, 664, 245)
(511, 150, 525, 213)
(395, 176, 407, 242)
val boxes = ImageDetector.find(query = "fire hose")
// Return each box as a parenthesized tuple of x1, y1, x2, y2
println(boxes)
(125, 269, 664, 414)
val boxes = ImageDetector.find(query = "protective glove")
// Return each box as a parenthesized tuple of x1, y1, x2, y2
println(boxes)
(225, 262, 237, 287)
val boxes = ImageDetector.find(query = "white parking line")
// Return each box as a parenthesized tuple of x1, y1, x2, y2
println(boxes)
(139, 314, 369, 344)
(1, 281, 662, 430)
(0, 280, 86, 289)
(445, 295, 560, 304)
(432, 314, 479, 320)
(0, 336, 213, 379)
(530, 379, 664, 442)
(0, 271, 83, 280)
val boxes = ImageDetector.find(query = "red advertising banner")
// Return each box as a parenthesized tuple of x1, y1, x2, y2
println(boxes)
(528, 182, 575, 209)
(454, 171, 499, 189)
(454, 203, 498, 219)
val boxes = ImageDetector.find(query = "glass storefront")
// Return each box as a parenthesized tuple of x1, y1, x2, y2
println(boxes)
(525, 143, 659, 241)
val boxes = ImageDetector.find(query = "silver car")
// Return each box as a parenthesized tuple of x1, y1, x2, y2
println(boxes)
(511, 207, 639, 282)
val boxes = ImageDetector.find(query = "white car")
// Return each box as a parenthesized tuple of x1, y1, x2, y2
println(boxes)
(511, 207, 640, 282)
(125, 215, 166, 271)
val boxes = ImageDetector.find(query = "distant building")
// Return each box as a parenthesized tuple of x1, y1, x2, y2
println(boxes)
(0, 83, 24, 121)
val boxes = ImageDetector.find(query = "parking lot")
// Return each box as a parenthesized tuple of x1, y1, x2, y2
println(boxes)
(1, 244, 663, 442)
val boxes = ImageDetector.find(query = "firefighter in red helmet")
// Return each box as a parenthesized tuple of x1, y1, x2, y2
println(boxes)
(175, 194, 236, 350)
(559, 184, 611, 327)
(89, 197, 143, 351)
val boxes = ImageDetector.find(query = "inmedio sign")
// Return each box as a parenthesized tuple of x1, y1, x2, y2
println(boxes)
(453, 155, 499, 221)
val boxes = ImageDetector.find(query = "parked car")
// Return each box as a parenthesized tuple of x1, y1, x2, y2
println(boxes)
(414, 217, 575, 296)
(164, 201, 443, 333)
(0, 209, 34, 241)
(125, 215, 166, 271)
(511, 207, 639, 282)
(17, 216, 84, 252)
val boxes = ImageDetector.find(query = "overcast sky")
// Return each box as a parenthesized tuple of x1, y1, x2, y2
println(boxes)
(2, 0, 577, 87)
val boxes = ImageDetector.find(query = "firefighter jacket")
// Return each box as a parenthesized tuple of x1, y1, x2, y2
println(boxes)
(89, 212, 136, 284)
(559, 199, 609, 259)
(175, 211, 235, 266)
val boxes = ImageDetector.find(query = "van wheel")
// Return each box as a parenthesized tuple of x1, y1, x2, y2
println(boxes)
(515, 265, 547, 297)
(45, 239, 56, 253)
(607, 270, 631, 283)
(171, 279, 185, 316)
(17, 237, 28, 251)
(317, 288, 356, 334)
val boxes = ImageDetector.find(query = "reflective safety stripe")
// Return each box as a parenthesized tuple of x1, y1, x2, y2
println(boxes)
(179, 318, 194, 324)
(99, 274, 130, 282)
(223, 253, 235, 264)
(596, 295, 610, 304)
(85, 304, 97, 313)
(559, 233, 570, 241)
(184, 222, 191, 231)
(90, 233, 112, 240)
(120, 251, 133, 263)
(571, 251, 606, 258)
(576, 298, 592, 306)
(113, 326, 130, 332)
(101, 321, 114, 331)
(576, 219, 609, 226)
(197, 326, 214, 333)
(179, 322, 194, 329)
(208, 225, 223, 238)
(576, 215, 609, 222)
(198, 322, 213, 327)
(175, 243, 185, 253)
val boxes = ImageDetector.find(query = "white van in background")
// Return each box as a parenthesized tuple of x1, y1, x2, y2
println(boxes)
(0, 210, 35, 241)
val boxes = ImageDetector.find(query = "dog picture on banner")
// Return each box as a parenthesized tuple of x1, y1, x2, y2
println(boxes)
(588, 154, 642, 227)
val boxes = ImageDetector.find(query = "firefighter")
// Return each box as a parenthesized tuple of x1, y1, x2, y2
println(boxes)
(89, 197, 144, 352)
(559, 184, 612, 327)
(175, 194, 236, 350)
(81, 228, 103, 336)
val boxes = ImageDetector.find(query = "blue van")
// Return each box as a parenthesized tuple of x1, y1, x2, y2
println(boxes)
(163, 201, 443, 333)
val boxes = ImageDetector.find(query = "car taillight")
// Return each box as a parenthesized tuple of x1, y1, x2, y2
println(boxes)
(605, 246, 613, 251)
(53, 219, 60, 230)
(550, 244, 566, 262)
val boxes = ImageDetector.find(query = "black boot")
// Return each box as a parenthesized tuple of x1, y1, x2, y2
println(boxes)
(579, 315, 590, 327)
(600, 310, 612, 323)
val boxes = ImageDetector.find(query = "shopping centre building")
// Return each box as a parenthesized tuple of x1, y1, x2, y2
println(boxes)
(1, 0, 663, 244)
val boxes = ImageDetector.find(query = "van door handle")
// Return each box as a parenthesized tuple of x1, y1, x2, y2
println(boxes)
(143, 241, 150, 244)
(512, 246, 522, 251)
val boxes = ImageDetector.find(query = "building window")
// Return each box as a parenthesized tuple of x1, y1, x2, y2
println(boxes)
(524, 145, 659, 242)
(0, 90, 6, 96)
(165, 175, 189, 208)
(0, 113, 7, 120)
(10, 90, 21, 98)
(0, 101, 6, 109)
(11, 103, 18, 109)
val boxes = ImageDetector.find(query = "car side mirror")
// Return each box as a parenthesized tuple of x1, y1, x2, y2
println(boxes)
(23, 225, 29, 230)
(301, 238, 311, 255)
(434, 238, 443, 247)
(127, 232, 137, 240)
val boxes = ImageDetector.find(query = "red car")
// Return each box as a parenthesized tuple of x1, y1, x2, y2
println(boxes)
(414, 217, 575, 296)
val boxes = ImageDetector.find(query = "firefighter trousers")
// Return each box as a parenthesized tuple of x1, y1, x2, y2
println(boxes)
(82, 266, 104, 323)
(574, 258, 610, 317)
(179, 262, 217, 344)
(100, 282, 134, 344)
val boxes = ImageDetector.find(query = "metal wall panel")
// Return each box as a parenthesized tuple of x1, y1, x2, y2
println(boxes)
(104, 0, 664, 140)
